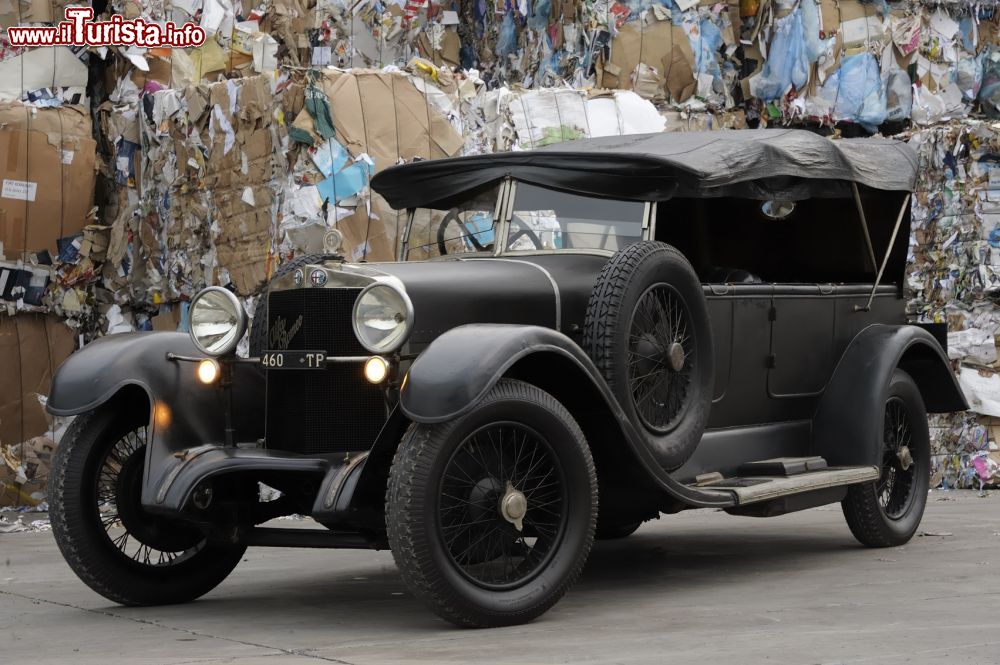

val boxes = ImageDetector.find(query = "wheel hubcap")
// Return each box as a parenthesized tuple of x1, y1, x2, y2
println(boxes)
(896, 445, 913, 471)
(499, 482, 527, 532)
(666, 342, 686, 372)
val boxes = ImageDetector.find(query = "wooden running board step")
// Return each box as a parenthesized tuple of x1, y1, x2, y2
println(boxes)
(695, 465, 879, 505)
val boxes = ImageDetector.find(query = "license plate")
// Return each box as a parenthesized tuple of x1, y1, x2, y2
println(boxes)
(260, 350, 328, 369)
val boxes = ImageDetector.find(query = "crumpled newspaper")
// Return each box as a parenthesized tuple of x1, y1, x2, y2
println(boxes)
(0, 516, 51, 533)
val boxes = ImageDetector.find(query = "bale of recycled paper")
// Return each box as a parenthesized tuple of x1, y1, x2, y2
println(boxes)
(0, 102, 97, 260)
(0, 314, 76, 450)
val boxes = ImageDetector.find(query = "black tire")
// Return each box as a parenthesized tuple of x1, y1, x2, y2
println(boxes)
(595, 521, 642, 540)
(842, 369, 930, 548)
(583, 241, 713, 470)
(249, 253, 339, 355)
(386, 379, 597, 628)
(49, 405, 246, 606)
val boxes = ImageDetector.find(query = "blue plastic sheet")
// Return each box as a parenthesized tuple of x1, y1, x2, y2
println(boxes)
(693, 18, 724, 83)
(311, 138, 349, 178)
(497, 13, 518, 58)
(317, 157, 373, 203)
(527, 0, 551, 30)
(820, 52, 887, 130)
(749, 2, 832, 101)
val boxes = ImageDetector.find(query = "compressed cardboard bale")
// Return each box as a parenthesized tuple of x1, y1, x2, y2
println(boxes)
(0, 47, 88, 102)
(336, 200, 396, 263)
(0, 314, 75, 449)
(0, 103, 97, 259)
(317, 70, 464, 172)
(598, 19, 696, 103)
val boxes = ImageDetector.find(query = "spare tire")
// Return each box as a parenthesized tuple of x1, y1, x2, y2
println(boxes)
(248, 254, 339, 356)
(583, 241, 713, 470)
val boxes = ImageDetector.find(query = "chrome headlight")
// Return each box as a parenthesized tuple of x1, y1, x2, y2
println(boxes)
(188, 287, 247, 356)
(352, 283, 413, 354)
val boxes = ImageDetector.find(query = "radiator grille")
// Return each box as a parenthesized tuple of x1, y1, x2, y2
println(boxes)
(266, 288, 367, 355)
(264, 288, 386, 455)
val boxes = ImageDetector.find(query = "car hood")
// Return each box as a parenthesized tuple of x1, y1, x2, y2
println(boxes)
(366, 255, 607, 348)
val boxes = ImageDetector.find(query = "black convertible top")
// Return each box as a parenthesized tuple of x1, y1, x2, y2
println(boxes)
(371, 129, 917, 210)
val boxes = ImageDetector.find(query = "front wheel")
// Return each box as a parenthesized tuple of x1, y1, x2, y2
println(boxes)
(386, 379, 597, 627)
(841, 369, 930, 547)
(49, 404, 246, 606)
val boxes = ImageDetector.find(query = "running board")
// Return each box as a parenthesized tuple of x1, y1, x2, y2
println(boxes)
(697, 466, 879, 505)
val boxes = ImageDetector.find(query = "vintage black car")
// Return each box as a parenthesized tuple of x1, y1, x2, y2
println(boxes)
(47, 129, 967, 628)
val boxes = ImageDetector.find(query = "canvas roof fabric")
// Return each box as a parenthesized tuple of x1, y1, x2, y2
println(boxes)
(372, 129, 918, 210)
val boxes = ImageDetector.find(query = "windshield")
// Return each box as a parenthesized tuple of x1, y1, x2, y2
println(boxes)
(403, 184, 501, 261)
(403, 182, 645, 260)
(509, 183, 644, 252)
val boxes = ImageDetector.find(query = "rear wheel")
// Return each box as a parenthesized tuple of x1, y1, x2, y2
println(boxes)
(842, 369, 930, 547)
(386, 379, 597, 627)
(49, 405, 246, 606)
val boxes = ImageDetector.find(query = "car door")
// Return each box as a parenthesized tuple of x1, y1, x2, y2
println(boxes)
(767, 285, 837, 398)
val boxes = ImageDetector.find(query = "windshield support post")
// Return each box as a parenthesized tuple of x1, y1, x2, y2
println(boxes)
(642, 202, 658, 241)
(398, 208, 415, 261)
(494, 178, 516, 257)
(852, 182, 878, 273)
(855, 193, 911, 313)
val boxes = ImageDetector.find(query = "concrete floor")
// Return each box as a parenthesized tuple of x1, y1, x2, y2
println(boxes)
(2, 490, 999, 665)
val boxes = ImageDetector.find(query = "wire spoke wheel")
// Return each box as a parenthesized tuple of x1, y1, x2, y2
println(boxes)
(386, 379, 596, 627)
(627, 283, 693, 432)
(877, 397, 917, 520)
(94, 426, 204, 568)
(438, 422, 568, 591)
(841, 369, 931, 548)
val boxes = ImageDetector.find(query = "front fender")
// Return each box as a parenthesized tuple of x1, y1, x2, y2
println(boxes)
(812, 324, 967, 467)
(401, 324, 595, 424)
(48, 332, 201, 416)
(47, 332, 265, 507)
(400, 324, 736, 509)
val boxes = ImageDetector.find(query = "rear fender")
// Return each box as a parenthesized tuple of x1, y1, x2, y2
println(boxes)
(47, 332, 265, 507)
(812, 324, 966, 467)
(400, 324, 735, 508)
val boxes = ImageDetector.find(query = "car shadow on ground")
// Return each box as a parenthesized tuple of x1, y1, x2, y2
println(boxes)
(111, 520, 864, 631)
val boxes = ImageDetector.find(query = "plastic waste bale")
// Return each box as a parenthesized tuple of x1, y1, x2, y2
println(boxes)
(884, 69, 912, 122)
(749, 1, 832, 101)
(812, 52, 886, 131)
(955, 56, 983, 102)
(912, 79, 966, 125)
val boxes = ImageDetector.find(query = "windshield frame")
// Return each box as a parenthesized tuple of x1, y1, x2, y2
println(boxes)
(398, 178, 655, 261)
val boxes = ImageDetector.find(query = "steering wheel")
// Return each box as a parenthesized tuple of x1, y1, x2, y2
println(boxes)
(436, 209, 546, 256)
(507, 216, 544, 251)
(437, 208, 487, 256)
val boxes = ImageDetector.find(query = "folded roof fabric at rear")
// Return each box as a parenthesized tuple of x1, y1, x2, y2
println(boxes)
(371, 129, 918, 209)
